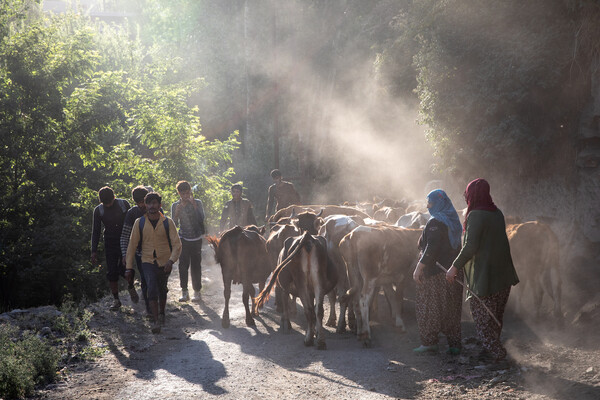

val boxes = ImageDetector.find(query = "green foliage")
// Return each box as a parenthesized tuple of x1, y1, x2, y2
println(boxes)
(0, 324, 59, 399)
(0, 0, 238, 310)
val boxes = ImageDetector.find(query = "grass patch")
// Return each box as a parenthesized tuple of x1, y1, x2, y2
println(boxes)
(0, 325, 59, 399)
(0, 298, 101, 398)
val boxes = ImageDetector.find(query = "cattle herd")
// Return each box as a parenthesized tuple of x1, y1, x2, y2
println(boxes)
(206, 200, 564, 349)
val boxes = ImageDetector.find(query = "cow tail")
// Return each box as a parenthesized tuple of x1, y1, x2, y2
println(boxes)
(338, 235, 357, 306)
(254, 232, 308, 312)
(206, 235, 221, 264)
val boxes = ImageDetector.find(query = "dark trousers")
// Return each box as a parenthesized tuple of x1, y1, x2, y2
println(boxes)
(135, 254, 150, 313)
(105, 240, 125, 282)
(141, 262, 170, 302)
(179, 239, 202, 291)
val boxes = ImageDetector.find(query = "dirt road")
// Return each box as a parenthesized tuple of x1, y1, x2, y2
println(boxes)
(36, 247, 600, 399)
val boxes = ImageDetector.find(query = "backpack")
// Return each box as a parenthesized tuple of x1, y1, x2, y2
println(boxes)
(138, 216, 173, 253)
(99, 199, 128, 218)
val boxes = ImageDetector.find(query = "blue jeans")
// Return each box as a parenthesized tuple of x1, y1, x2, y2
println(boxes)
(141, 262, 170, 302)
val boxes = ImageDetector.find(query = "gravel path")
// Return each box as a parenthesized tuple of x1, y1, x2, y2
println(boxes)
(36, 246, 600, 399)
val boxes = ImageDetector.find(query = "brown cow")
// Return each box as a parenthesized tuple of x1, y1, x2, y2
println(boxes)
(318, 214, 363, 332)
(340, 225, 422, 347)
(256, 210, 338, 349)
(207, 226, 272, 328)
(269, 204, 369, 224)
(266, 222, 301, 312)
(373, 206, 404, 224)
(506, 221, 562, 320)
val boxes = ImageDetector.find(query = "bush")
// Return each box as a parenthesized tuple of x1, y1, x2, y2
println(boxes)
(0, 324, 59, 399)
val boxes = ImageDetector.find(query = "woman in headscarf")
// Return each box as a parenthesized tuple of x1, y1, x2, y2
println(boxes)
(446, 178, 519, 362)
(413, 189, 464, 355)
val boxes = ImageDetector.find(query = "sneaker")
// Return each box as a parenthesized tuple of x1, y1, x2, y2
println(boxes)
(159, 313, 165, 326)
(179, 290, 190, 302)
(446, 347, 461, 356)
(192, 290, 202, 302)
(128, 287, 139, 304)
(109, 299, 122, 311)
(413, 344, 439, 353)
(151, 323, 161, 334)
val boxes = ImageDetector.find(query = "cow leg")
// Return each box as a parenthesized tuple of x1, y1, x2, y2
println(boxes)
(359, 280, 377, 347)
(550, 268, 563, 321)
(280, 287, 292, 333)
(275, 286, 283, 312)
(383, 283, 406, 333)
(289, 295, 298, 316)
(532, 279, 544, 321)
(347, 301, 357, 332)
(316, 289, 327, 350)
(243, 282, 256, 327)
(300, 291, 315, 347)
(222, 278, 232, 328)
(336, 288, 348, 333)
(326, 290, 337, 328)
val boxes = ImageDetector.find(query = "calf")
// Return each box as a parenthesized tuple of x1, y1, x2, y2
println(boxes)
(266, 222, 300, 312)
(207, 226, 272, 328)
(506, 221, 562, 320)
(318, 215, 363, 332)
(256, 210, 338, 349)
(340, 225, 422, 347)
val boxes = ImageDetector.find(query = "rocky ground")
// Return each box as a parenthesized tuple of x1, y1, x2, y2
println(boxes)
(17, 245, 600, 400)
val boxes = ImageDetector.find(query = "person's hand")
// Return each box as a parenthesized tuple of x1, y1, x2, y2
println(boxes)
(413, 262, 426, 285)
(91, 252, 97, 266)
(446, 265, 458, 284)
(121, 257, 126, 268)
(124, 269, 135, 285)
(164, 260, 174, 274)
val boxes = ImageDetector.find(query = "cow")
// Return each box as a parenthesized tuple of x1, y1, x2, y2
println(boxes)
(340, 225, 422, 347)
(269, 204, 369, 224)
(206, 226, 272, 328)
(255, 210, 338, 349)
(318, 215, 363, 332)
(266, 222, 301, 312)
(395, 211, 430, 229)
(506, 221, 562, 320)
(373, 206, 404, 224)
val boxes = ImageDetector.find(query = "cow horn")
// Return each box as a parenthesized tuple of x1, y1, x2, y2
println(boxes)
(316, 208, 324, 217)
(290, 208, 296, 218)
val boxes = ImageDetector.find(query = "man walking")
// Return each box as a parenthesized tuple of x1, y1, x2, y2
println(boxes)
(220, 184, 257, 231)
(171, 181, 206, 302)
(126, 192, 182, 333)
(120, 185, 152, 316)
(91, 186, 131, 311)
(265, 169, 300, 222)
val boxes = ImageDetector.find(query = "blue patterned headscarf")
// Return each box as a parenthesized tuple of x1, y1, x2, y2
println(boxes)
(426, 189, 462, 249)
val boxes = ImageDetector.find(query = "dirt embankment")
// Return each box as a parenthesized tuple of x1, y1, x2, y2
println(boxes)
(32, 246, 600, 400)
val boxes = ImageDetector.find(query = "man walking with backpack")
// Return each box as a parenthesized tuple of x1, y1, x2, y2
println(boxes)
(91, 186, 132, 311)
(126, 192, 182, 333)
(171, 181, 206, 302)
(120, 185, 153, 317)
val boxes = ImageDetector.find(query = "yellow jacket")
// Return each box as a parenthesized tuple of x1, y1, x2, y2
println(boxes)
(126, 214, 182, 269)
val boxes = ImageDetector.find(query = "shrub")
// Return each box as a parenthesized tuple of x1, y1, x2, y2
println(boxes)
(0, 324, 59, 399)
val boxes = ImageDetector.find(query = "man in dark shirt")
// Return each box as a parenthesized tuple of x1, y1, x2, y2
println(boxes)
(120, 185, 151, 316)
(220, 184, 257, 231)
(91, 186, 131, 311)
(171, 180, 206, 302)
(266, 169, 300, 222)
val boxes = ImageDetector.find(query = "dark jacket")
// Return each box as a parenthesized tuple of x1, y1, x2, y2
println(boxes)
(418, 218, 460, 277)
(220, 198, 257, 231)
(91, 199, 130, 252)
(453, 209, 519, 298)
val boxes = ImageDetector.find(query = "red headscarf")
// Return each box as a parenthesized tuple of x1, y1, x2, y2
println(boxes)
(463, 178, 497, 230)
